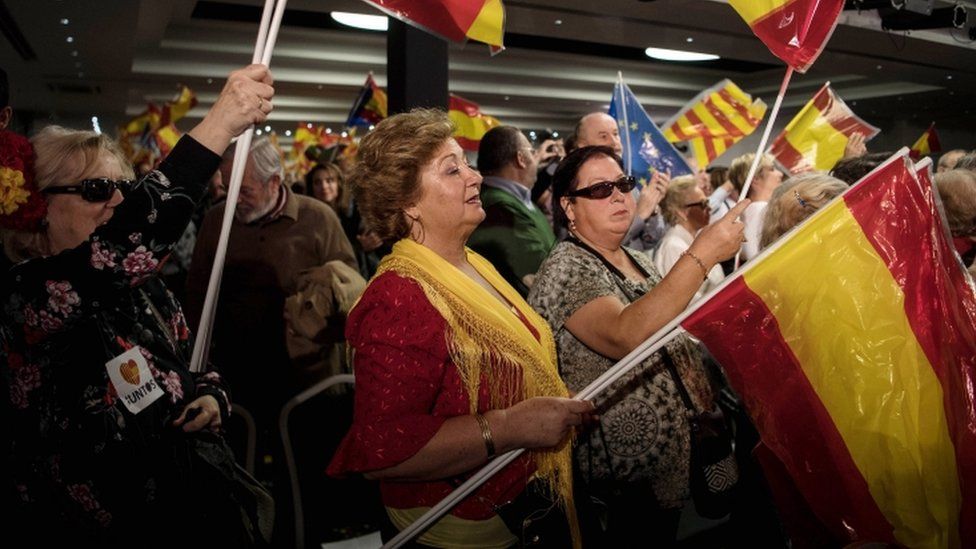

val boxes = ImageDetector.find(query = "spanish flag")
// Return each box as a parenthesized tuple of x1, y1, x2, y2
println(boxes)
(448, 94, 501, 151)
(769, 83, 879, 174)
(345, 74, 387, 128)
(729, 0, 844, 73)
(363, 0, 505, 52)
(663, 79, 767, 168)
(154, 123, 181, 156)
(682, 151, 976, 548)
(910, 122, 942, 160)
(161, 85, 197, 126)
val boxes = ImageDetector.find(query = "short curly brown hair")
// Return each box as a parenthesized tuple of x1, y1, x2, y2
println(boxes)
(350, 109, 454, 242)
(935, 169, 976, 237)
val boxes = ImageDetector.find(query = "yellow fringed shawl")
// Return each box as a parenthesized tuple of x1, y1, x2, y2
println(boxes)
(373, 238, 579, 546)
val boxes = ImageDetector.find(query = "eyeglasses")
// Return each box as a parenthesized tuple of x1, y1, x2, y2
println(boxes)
(43, 178, 134, 202)
(684, 198, 710, 210)
(567, 175, 636, 200)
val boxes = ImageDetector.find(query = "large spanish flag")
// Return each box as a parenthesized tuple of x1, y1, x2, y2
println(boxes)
(729, 0, 844, 73)
(769, 83, 879, 174)
(663, 79, 767, 168)
(448, 94, 501, 151)
(364, 0, 505, 51)
(682, 151, 976, 548)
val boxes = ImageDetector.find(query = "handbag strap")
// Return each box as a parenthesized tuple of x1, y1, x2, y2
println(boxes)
(660, 344, 699, 415)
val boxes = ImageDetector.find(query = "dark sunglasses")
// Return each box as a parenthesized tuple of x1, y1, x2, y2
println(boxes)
(684, 198, 710, 210)
(567, 175, 637, 200)
(43, 178, 133, 202)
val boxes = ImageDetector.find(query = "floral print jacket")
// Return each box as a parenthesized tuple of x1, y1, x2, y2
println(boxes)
(1, 137, 230, 537)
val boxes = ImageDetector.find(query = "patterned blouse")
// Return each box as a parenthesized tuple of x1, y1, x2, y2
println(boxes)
(528, 240, 713, 509)
(1, 137, 231, 537)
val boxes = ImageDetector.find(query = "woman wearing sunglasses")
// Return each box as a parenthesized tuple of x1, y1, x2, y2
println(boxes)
(0, 64, 274, 545)
(528, 146, 747, 547)
(653, 175, 727, 301)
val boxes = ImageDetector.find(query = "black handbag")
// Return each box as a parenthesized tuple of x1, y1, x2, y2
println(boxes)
(495, 478, 573, 548)
(661, 350, 739, 519)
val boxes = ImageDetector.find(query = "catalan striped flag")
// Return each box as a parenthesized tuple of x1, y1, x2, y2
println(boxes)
(769, 83, 879, 174)
(910, 122, 942, 160)
(663, 79, 767, 168)
(346, 74, 388, 128)
(364, 0, 505, 51)
(729, 0, 844, 73)
(682, 151, 976, 548)
(448, 94, 501, 151)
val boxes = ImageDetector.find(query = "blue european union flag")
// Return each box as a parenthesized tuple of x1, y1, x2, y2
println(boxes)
(609, 81, 692, 186)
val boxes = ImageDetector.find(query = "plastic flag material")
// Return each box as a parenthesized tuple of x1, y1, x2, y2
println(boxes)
(663, 79, 767, 168)
(728, 0, 844, 73)
(609, 80, 692, 184)
(345, 74, 388, 128)
(682, 151, 976, 548)
(910, 122, 942, 160)
(448, 94, 501, 151)
(363, 0, 505, 52)
(769, 83, 879, 174)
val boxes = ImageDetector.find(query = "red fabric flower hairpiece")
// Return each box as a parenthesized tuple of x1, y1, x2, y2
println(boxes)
(0, 130, 47, 232)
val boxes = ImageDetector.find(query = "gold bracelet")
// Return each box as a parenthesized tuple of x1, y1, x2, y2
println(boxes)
(475, 413, 496, 459)
(681, 250, 709, 280)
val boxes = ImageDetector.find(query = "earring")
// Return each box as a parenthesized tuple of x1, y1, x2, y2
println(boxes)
(569, 218, 577, 232)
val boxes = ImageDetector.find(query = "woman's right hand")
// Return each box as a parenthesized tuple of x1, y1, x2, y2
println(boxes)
(689, 199, 750, 266)
(189, 64, 275, 155)
(496, 397, 596, 450)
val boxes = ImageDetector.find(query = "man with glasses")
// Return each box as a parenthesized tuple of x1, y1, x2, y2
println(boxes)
(468, 125, 556, 296)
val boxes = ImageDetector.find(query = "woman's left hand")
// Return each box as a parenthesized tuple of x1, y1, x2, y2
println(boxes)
(172, 395, 222, 432)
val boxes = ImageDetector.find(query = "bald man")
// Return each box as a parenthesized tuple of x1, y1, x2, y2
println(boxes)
(574, 111, 669, 251)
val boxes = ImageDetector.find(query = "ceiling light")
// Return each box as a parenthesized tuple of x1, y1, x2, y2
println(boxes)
(341, 131, 348, 137)
(66, 36, 74, 43)
(331, 11, 388, 31)
(552, 131, 559, 138)
(554, 19, 563, 25)
(91, 116, 101, 134)
(60, 18, 69, 25)
(686, 37, 694, 42)
(70, 50, 78, 56)
(264, 125, 271, 132)
(285, 130, 292, 137)
(256, 129, 263, 135)
(645, 47, 718, 62)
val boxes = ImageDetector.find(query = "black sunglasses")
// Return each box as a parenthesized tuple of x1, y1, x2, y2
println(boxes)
(567, 175, 637, 200)
(684, 198, 710, 210)
(43, 178, 133, 202)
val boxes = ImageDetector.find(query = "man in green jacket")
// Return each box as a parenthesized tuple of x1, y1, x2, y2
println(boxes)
(469, 126, 556, 296)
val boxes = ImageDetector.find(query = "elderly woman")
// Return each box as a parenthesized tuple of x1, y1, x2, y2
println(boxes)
(0, 65, 274, 545)
(935, 169, 976, 275)
(327, 109, 592, 548)
(727, 153, 783, 261)
(654, 175, 725, 301)
(759, 173, 850, 250)
(528, 146, 747, 547)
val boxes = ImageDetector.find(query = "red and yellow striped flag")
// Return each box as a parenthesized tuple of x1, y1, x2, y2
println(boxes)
(682, 152, 976, 548)
(448, 94, 501, 151)
(663, 79, 767, 168)
(729, 0, 844, 73)
(161, 85, 197, 126)
(769, 83, 879, 174)
(364, 0, 505, 51)
(910, 122, 942, 160)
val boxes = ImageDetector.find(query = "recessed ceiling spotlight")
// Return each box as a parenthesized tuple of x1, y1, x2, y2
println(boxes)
(331, 11, 388, 31)
(264, 125, 271, 132)
(645, 47, 718, 62)
(369, 125, 376, 131)
(66, 36, 74, 43)
(947, 75, 953, 80)
(686, 37, 694, 43)
(207, 78, 213, 84)
(554, 19, 563, 25)
(60, 18, 69, 25)
(876, 65, 882, 70)
(256, 129, 263, 135)
(552, 131, 559, 138)
(341, 131, 348, 137)
(285, 130, 292, 137)
(71, 50, 78, 57)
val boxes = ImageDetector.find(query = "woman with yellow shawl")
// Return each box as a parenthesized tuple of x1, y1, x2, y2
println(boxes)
(327, 110, 592, 548)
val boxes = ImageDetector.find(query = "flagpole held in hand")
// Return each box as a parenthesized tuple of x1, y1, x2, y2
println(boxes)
(733, 65, 793, 270)
(189, 0, 289, 372)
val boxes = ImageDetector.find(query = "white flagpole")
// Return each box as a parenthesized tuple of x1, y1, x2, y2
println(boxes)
(190, 0, 289, 372)
(617, 71, 633, 176)
(733, 65, 794, 270)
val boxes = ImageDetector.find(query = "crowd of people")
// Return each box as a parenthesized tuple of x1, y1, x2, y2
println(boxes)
(2, 61, 975, 549)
